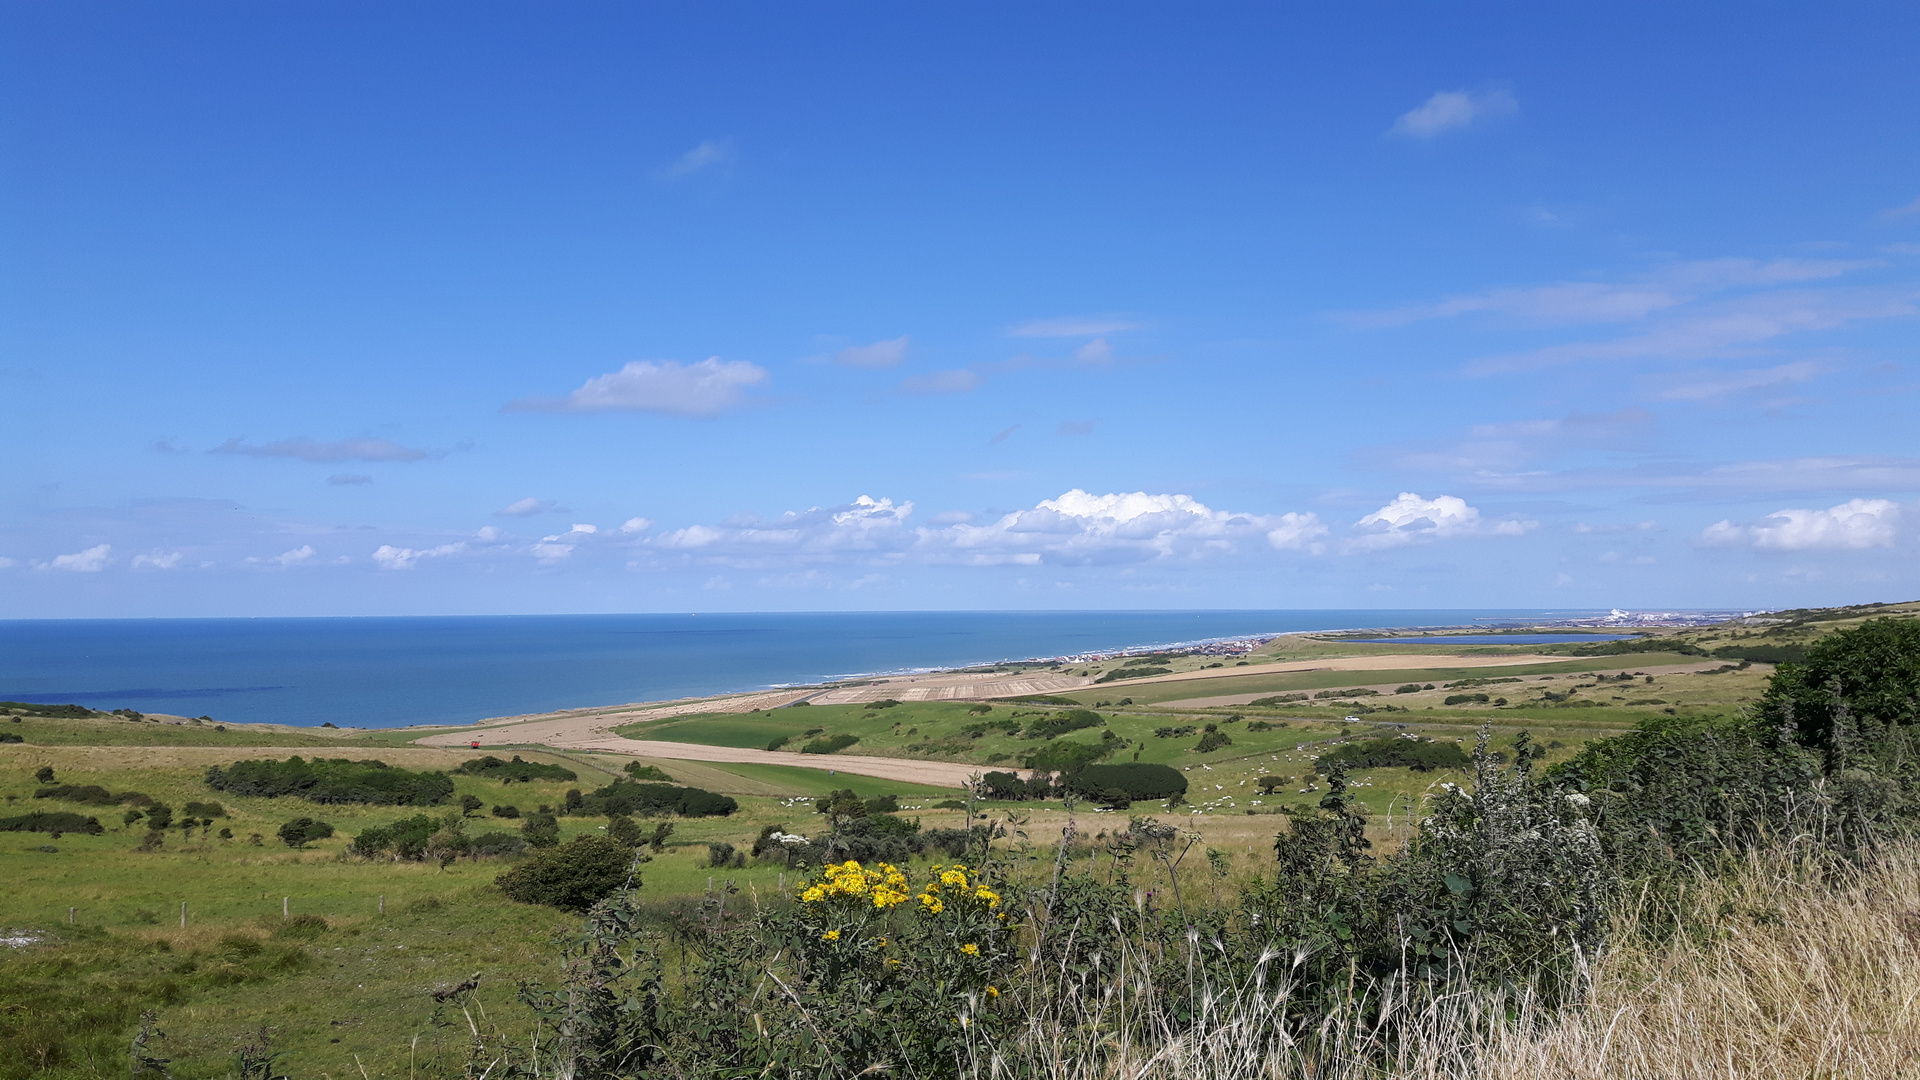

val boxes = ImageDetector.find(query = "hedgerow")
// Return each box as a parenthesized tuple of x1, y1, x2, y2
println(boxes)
(205, 756, 455, 806)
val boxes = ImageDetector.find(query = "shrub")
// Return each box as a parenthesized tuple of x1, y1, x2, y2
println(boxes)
(1314, 688, 1380, 699)
(706, 842, 737, 868)
(3, 702, 95, 718)
(470, 831, 530, 858)
(276, 817, 335, 848)
(800, 733, 860, 754)
(622, 762, 673, 782)
(0, 732, 21, 744)
(1060, 762, 1186, 801)
(1315, 736, 1472, 773)
(32, 784, 116, 805)
(1194, 730, 1233, 753)
(979, 771, 1050, 801)
(495, 835, 639, 912)
(1095, 666, 1170, 683)
(1249, 693, 1308, 706)
(1256, 775, 1290, 793)
(1154, 725, 1197, 738)
(581, 780, 738, 818)
(181, 800, 227, 818)
(1444, 692, 1491, 705)
(34, 766, 55, 784)
(1020, 737, 1114, 772)
(206, 756, 455, 806)
(452, 754, 579, 783)
(0, 811, 103, 835)
(521, 813, 560, 849)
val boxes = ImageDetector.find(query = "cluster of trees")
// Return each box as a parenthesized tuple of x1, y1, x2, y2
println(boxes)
(979, 762, 1189, 807)
(450, 755, 578, 783)
(577, 779, 738, 818)
(205, 756, 455, 806)
(1313, 735, 1473, 773)
(347, 813, 528, 862)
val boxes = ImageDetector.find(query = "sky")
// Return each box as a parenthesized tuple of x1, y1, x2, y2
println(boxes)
(2, 2, 1918, 617)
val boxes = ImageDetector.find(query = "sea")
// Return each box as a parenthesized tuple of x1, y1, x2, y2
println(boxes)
(1, 610, 1607, 729)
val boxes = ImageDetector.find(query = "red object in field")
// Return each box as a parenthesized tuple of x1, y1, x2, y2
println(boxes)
(470, 741, 480, 749)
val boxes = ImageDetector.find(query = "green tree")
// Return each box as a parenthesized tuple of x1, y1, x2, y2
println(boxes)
(495, 835, 639, 912)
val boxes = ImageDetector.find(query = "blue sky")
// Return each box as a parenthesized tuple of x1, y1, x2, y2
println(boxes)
(3, 3, 1918, 617)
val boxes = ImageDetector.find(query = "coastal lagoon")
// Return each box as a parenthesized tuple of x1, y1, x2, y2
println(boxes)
(1, 609, 1590, 727)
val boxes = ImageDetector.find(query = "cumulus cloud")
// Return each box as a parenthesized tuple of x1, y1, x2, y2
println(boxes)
(495, 497, 567, 517)
(476, 526, 503, 542)
(371, 542, 466, 570)
(46, 544, 112, 572)
(900, 369, 983, 395)
(1389, 89, 1516, 138)
(1266, 513, 1329, 552)
(620, 517, 652, 534)
(1349, 493, 1532, 551)
(1006, 316, 1141, 337)
(834, 336, 910, 368)
(211, 437, 431, 463)
(507, 358, 769, 416)
(668, 139, 733, 177)
(275, 545, 315, 567)
(938, 490, 1290, 567)
(131, 550, 183, 570)
(654, 496, 915, 564)
(1701, 499, 1901, 551)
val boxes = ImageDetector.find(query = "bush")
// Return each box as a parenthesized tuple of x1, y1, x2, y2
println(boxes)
(3, 701, 94, 718)
(1759, 616, 1920, 767)
(800, 733, 860, 754)
(1060, 762, 1186, 801)
(622, 762, 674, 782)
(1444, 693, 1491, 705)
(1316, 736, 1472, 773)
(495, 835, 638, 912)
(1314, 688, 1380, 699)
(206, 756, 454, 806)
(706, 841, 737, 868)
(470, 831, 530, 858)
(1094, 666, 1170, 683)
(492, 804, 521, 818)
(181, 800, 227, 818)
(1194, 731, 1233, 753)
(32, 784, 116, 805)
(0, 732, 21, 743)
(0, 811, 103, 835)
(1020, 737, 1114, 772)
(521, 813, 560, 849)
(978, 771, 1050, 801)
(277, 817, 335, 848)
(581, 780, 738, 818)
(453, 755, 579, 783)
(1248, 693, 1308, 706)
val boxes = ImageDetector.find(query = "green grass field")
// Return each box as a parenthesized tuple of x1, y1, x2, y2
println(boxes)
(4, 609, 1852, 1078)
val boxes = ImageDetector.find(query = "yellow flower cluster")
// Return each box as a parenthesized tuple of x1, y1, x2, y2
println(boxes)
(821, 929, 841, 942)
(799, 860, 911, 909)
(959, 943, 980, 956)
(916, 864, 1003, 916)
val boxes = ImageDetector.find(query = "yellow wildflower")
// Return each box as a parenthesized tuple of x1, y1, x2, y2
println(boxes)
(973, 888, 1001, 907)
(940, 869, 969, 888)
(821, 929, 841, 942)
(800, 886, 827, 903)
(919, 892, 945, 915)
(986, 985, 1000, 998)
(960, 943, 981, 957)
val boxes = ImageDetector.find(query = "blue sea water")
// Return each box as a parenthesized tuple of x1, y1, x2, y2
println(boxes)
(0, 610, 1591, 728)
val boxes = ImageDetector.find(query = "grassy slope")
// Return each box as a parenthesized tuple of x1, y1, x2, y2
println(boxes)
(6, 605, 1897, 1077)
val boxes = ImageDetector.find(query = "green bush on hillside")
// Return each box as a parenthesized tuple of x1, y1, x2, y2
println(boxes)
(1059, 762, 1186, 801)
(452, 755, 579, 783)
(1315, 736, 1472, 773)
(580, 780, 738, 818)
(495, 835, 639, 912)
(276, 817, 335, 848)
(1021, 709, 1105, 739)
(0, 811, 103, 835)
(800, 733, 860, 754)
(206, 756, 455, 806)
(0, 701, 96, 718)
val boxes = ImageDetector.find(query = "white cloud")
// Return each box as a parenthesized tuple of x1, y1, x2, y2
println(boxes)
(834, 336, 910, 368)
(507, 358, 769, 416)
(1266, 513, 1329, 552)
(1350, 493, 1532, 551)
(1356, 258, 1864, 329)
(1883, 194, 1920, 220)
(1006, 316, 1140, 337)
(274, 545, 315, 567)
(653, 496, 915, 564)
(476, 526, 502, 542)
(0, 556, 15, 569)
(211, 437, 430, 463)
(620, 517, 652, 534)
(1656, 361, 1819, 402)
(1389, 89, 1517, 138)
(938, 490, 1289, 567)
(131, 550, 183, 570)
(568, 524, 597, 535)
(371, 542, 466, 570)
(495, 497, 567, 517)
(1073, 339, 1114, 365)
(668, 139, 733, 177)
(900, 369, 983, 395)
(1701, 499, 1901, 552)
(46, 544, 112, 572)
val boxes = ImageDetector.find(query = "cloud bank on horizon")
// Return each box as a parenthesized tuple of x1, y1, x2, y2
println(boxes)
(4, 5, 1919, 616)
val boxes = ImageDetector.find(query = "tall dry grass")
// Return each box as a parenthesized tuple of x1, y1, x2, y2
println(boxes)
(955, 841, 1920, 1080)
